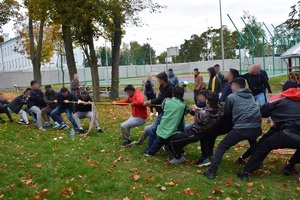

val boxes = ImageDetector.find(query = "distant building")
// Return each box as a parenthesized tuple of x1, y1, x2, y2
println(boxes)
(0, 33, 84, 71)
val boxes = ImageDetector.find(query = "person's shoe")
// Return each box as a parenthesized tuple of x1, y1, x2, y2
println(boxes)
(64, 125, 70, 130)
(78, 128, 85, 134)
(42, 122, 51, 128)
(132, 141, 143, 146)
(120, 140, 132, 147)
(39, 127, 46, 132)
(156, 112, 158, 116)
(195, 158, 211, 167)
(59, 123, 67, 130)
(34, 121, 38, 126)
(237, 170, 249, 181)
(53, 122, 60, 129)
(141, 148, 149, 154)
(150, 113, 154, 117)
(204, 169, 216, 179)
(283, 162, 299, 175)
(24, 122, 30, 125)
(236, 156, 245, 166)
(97, 127, 103, 133)
(169, 156, 186, 164)
(143, 153, 151, 157)
(9, 119, 14, 123)
(18, 119, 25, 124)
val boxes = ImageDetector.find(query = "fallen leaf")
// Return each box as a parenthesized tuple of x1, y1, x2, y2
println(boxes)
(133, 175, 140, 181)
(168, 182, 175, 186)
(225, 197, 231, 200)
(247, 182, 254, 187)
(183, 188, 194, 196)
(85, 190, 93, 194)
(36, 164, 42, 168)
(144, 195, 154, 200)
(33, 195, 39, 200)
(161, 186, 166, 191)
(123, 197, 130, 200)
(87, 159, 94, 166)
(225, 179, 232, 187)
(173, 179, 181, 184)
(261, 184, 265, 190)
(246, 187, 252, 194)
(212, 188, 224, 194)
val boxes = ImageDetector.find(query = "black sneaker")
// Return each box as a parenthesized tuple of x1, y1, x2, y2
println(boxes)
(204, 169, 216, 179)
(195, 158, 211, 167)
(120, 140, 132, 147)
(9, 119, 14, 123)
(59, 123, 67, 130)
(78, 128, 85, 134)
(237, 170, 249, 181)
(97, 127, 103, 133)
(283, 162, 299, 175)
(141, 148, 149, 154)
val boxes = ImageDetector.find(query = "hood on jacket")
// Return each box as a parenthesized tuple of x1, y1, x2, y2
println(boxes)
(270, 88, 300, 102)
(234, 88, 253, 99)
(207, 67, 216, 79)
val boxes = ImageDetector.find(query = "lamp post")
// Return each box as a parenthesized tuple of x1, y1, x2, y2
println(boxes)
(219, 0, 225, 72)
(147, 38, 152, 72)
(206, 18, 209, 61)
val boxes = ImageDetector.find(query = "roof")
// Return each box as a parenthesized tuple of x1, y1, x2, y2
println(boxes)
(281, 42, 300, 59)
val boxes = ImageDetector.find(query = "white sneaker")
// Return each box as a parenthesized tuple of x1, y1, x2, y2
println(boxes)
(169, 156, 186, 164)
(156, 112, 158, 116)
(150, 113, 154, 117)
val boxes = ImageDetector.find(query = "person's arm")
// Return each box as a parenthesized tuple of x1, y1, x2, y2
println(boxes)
(150, 93, 163, 105)
(219, 85, 231, 102)
(116, 96, 131, 104)
(184, 104, 191, 114)
(223, 97, 233, 116)
(71, 93, 79, 101)
(175, 77, 179, 87)
(132, 92, 145, 106)
(43, 93, 52, 105)
(260, 101, 276, 118)
(261, 75, 272, 94)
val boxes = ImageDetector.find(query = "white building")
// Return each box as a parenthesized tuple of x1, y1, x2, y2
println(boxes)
(0, 33, 84, 72)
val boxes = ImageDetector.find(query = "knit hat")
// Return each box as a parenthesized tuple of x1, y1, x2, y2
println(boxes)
(282, 81, 298, 92)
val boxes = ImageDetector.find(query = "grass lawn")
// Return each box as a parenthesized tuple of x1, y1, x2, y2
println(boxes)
(0, 89, 299, 200)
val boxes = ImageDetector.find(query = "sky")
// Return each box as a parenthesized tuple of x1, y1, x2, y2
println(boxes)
(2, 0, 298, 54)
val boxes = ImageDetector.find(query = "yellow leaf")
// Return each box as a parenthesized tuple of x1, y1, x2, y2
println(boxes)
(123, 197, 131, 200)
(261, 184, 265, 190)
(168, 182, 175, 186)
(225, 197, 231, 200)
(247, 182, 254, 187)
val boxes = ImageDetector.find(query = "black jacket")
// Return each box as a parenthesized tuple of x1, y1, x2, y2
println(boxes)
(27, 89, 46, 109)
(75, 96, 92, 112)
(261, 97, 300, 128)
(44, 90, 58, 108)
(57, 91, 78, 109)
(8, 95, 28, 113)
(242, 73, 272, 96)
(151, 83, 174, 113)
(0, 99, 9, 110)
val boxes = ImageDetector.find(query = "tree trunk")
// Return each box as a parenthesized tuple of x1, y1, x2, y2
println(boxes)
(110, 21, 122, 100)
(62, 24, 77, 81)
(86, 26, 100, 102)
(29, 18, 44, 84)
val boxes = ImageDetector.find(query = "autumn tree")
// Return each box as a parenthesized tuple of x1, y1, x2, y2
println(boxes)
(0, 0, 19, 30)
(104, 0, 165, 99)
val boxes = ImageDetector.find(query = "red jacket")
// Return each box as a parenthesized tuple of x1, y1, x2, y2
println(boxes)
(117, 89, 147, 119)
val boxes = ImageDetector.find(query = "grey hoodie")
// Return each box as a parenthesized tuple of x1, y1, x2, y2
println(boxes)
(224, 88, 261, 129)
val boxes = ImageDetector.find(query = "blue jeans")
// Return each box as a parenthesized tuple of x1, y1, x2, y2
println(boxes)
(255, 93, 271, 120)
(185, 123, 194, 132)
(147, 112, 163, 147)
(50, 107, 78, 129)
(120, 116, 146, 142)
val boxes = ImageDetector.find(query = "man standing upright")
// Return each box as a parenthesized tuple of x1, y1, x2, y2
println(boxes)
(193, 68, 206, 104)
(168, 69, 179, 87)
(214, 64, 224, 88)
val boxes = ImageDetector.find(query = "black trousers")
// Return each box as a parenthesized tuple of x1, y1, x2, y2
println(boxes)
(0, 107, 12, 120)
(169, 129, 202, 159)
(210, 127, 262, 172)
(194, 89, 199, 104)
(244, 127, 300, 173)
(146, 93, 156, 113)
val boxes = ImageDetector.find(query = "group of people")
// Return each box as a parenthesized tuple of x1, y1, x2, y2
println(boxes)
(113, 64, 300, 181)
(1, 66, 300, 181)
(0, 74, 102, 134)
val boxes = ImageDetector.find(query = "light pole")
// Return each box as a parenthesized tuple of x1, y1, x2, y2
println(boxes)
(147, 38, 152, 72)
(219, 0, 225, 72)
(206, 18, 209, 61)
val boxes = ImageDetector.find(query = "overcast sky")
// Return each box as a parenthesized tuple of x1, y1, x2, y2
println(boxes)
(2, 0, 298, 54)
